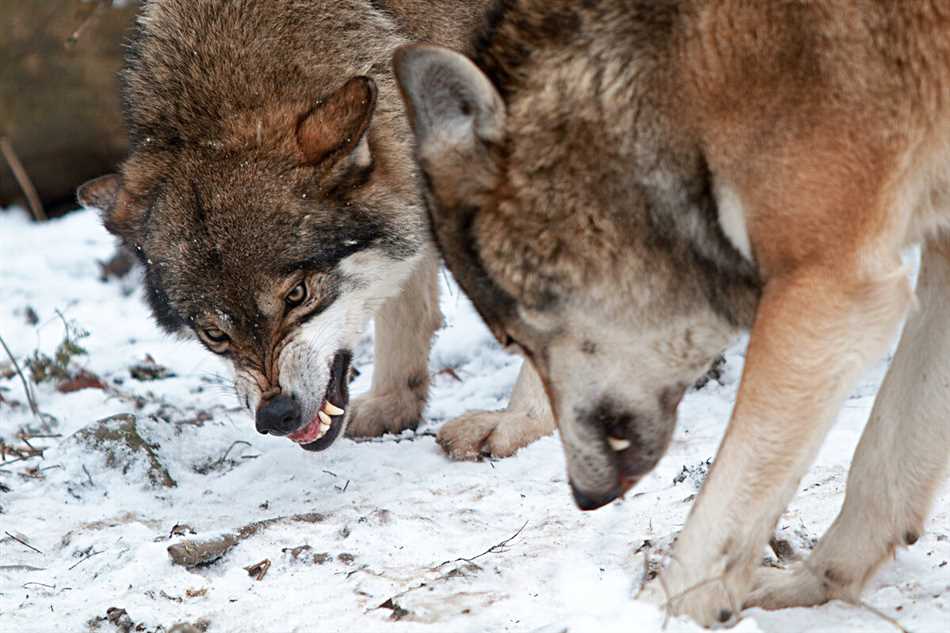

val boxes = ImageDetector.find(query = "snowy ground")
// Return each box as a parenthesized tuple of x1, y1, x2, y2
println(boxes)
(0, 207, 948, 633)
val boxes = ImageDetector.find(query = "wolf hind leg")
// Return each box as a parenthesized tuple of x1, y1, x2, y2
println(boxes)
(747, 237, 950, 610)
(437, 360, 555, 460)
(346, 252, 443, 438)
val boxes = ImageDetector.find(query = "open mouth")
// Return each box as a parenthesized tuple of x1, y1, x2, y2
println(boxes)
(289, 350, 352, 452)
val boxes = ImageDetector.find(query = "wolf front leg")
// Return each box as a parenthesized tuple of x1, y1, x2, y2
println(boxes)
(650, 257, 912, 626)
(436, 359, 555, 460)
(346, 252, 443, 437)
(748, 237, 950, 610)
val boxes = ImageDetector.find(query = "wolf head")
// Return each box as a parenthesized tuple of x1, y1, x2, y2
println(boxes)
(80, 74, 425, 450)
(79, 0, 429, 450)
(394, 3, 759, 508)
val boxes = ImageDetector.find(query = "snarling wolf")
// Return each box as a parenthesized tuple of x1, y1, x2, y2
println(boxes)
(396, 0, 950, 625)
(76, 0, 554, 457)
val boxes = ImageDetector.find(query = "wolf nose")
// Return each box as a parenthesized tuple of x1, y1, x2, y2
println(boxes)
(569, 480, 621, 511)
(255, 394, 301, 436)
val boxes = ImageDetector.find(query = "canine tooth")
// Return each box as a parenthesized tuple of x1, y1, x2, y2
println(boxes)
(607, 436, 631, 451)
(318, 410, 332, 426)
(323, 401, 344, 416)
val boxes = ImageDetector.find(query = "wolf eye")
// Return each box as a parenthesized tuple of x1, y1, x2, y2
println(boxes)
(202, 327, 230, 348)
(285, 282, 308, 308)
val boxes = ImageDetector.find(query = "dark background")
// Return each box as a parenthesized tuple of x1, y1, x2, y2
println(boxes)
(1, 0, 139, 219)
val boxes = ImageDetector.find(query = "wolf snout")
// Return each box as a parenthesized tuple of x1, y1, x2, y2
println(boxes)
(564, 398, 674, 510)
(256, 394, 302, 436)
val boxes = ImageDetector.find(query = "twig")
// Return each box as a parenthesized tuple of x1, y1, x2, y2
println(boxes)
(22, 582, 55, 590)
(65, 0, 112, 49)
(373, 521, 530, 619)
(219, 440, 251, 464)
(82, 464, 95, 487)
(0, 138, 46, 222)
(4, 531, 43, 555)
(374, 521, 528, 620)
(0, 332, 39, 417)
(0, 564, 45, 572)
(53, 309, 74, 346)
(20, 436, 37, 454)
(0, 455, 38, 469)
(68, 550, 102, 571)
(438, 520, 528, 567)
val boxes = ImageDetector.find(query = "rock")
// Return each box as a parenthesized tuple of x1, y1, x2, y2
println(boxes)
(70, 414, 176, 488)
(129, 356, 175, 381)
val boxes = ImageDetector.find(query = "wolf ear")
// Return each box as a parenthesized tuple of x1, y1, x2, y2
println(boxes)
(393, 45, 506, 159)
(296, 76, 378, 167)
(77, 173, 120, 211)
(77, 174, 144, 244)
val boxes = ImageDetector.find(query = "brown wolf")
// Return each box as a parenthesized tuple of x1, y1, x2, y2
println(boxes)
(77, 0, 554, 458)
(396, 0, 950, 625)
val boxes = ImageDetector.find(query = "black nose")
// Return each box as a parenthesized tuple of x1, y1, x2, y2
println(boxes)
(255, 394, 301, 436)
(569, 480, 620, 511)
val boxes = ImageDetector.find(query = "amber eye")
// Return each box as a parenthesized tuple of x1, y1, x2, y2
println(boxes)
(285, 282, 307, 309)
(202, 327, 230, 348)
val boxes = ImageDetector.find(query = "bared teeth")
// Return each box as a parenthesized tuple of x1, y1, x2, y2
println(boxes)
(318, 410, 332, 426)
(607, 436, 631, 451)
(323, 401, 345, 416)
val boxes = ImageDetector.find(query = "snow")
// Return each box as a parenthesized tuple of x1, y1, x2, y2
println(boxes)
(1, 207, 948, 633)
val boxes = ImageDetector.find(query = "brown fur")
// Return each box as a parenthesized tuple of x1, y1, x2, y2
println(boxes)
(75, 0, 560, 457)
(397, 0, 950, 626)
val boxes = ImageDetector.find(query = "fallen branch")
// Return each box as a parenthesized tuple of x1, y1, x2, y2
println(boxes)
(167, 512, 325, 567)
(0, 137, 46, 222)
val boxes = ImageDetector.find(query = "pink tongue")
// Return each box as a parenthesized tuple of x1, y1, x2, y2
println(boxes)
(288, 419, 319, 442)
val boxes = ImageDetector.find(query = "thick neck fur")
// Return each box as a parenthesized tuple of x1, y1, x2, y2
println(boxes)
(473, 0, 761, 328)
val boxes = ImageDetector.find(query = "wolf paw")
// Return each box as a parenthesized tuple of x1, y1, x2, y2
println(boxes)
(745, 564, 833, 610)
(344, 390, 423, 438)
(639, 564, 746, 628)
(436, 410, 552, 460)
